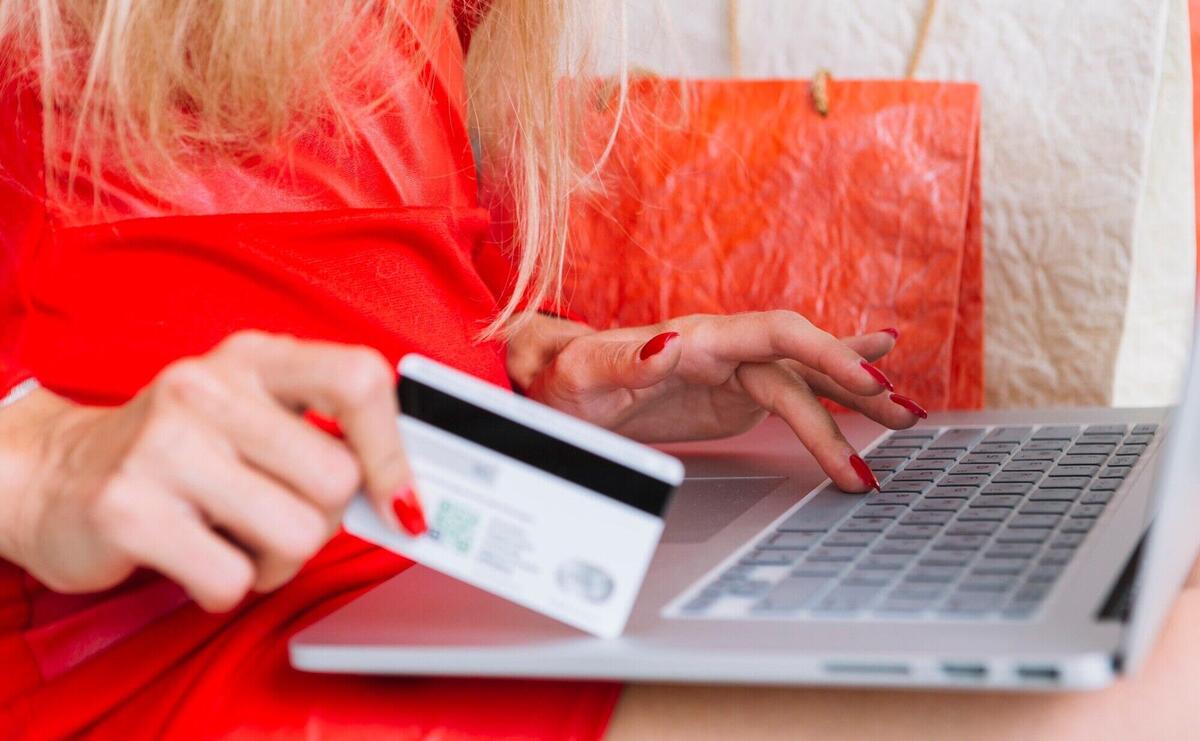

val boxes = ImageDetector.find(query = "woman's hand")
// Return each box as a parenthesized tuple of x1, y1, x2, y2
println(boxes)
(0, 331, 419, 613)
(508, 311, 928, 494)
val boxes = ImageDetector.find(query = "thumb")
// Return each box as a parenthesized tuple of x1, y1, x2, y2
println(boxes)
(556, 331, 682, 396)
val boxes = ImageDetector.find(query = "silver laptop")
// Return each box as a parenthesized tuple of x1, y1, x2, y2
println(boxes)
(291, 329, 1200, 691)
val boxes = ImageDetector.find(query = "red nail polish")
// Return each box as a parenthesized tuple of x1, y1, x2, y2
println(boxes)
(860, 360, 895, 391)
(303, 409, 344, 439)
(849, 454, 881, 492)
(640, 331, 680, 361)
(890, 393, 928, 419)
(392, 488, 428, 536)
(879, 327, 899, 340)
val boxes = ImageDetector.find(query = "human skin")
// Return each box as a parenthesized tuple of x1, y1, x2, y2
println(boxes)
(0, 311, 919, 614)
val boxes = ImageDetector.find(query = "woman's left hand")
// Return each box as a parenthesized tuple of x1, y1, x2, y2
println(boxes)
(507, 311, 929, 494)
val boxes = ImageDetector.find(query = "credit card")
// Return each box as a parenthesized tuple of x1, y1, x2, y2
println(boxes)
(342, 354, 684, 638)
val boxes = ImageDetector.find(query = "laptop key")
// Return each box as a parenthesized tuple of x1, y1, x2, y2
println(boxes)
(971, 495, 1022, 508)
(995, 527, 1052, 544)
(893, 471, 940, 482)
(1039, 476, 1090, 489)
(823, 531, 877, 547)
(873, 541, 924, 556)
(1048, 465, 1099, 478)
(1061, 519, 1096, 534)
(939, 593, 1006, 615)
(986, 543, 1040, 559)
(917, 448, 962, 461)
(985, 427, 1033, 443)
(1068, 444, 1116, 456)
(1004, 460, 1053, 473)
(941, 474, 992, 487)
(858, 554, 913, 570)
(932, 535, 990, 551)
(920, 552, 974, 567)
(856, 504, 909, 519)
(1029, 488, 1081, 502)
(881, 480, 936, 494)
(1032, 425, 1080, 440)
(973, 559, 1026, 576)
(1124, 434, 1153, 445)
(1039, 550, 1073, 566)
(792, 563, 844, 578)
(1081, 490, 1114, 504)
(904, 566, 963, 583)
(947, 521, 1001, 536)
(813, 585, 885, 612)
(913, 498, 966, 512)
(950, 464, 1001, 476)
(890, 584, 946, 600)
(887, 524, 943, 540)
(963, 453, 1010, 465)
(872, 492, 922, 506)
(1050, 533, 1087, 548)
(1020, 501, 1071, 515)
(1089, 479, 1122, 492)
(1076, 434, 1124, 446)
(994, 472, 1043, 484)
(1086, 424, 1127, 435)
(982, 483, 1033, 496)
(977, 443, 1020, 454)
(1100, 466, 1131, 479)
(727, 580, 773, 597)
(763, 532, 821, 549)
(809, 546, 861, 562)
(901, 511, 955, 526)
(930, 428, 987, 450)
(1131, 423, 1159, 435)
(1059, 454, 1109, 467)
(908, 459, 954, 471)
(958, 508, 1007, 521)
(754, 577, 829, 611)
(742, 549, 804, 566)
(1026, 566, 1063, 584)
(958, 575, 1016, 592)
(928, 486, 979, 499)
(1009, 514, 1061, 529)
(865, 457, 906, 472)
(1110, 455, 1139, 467)
(1024, 440, 1069, 452)
(776, 486, 863, 531)
(1071, 504, 1106, 518)
(1012, 450, 1061, 461)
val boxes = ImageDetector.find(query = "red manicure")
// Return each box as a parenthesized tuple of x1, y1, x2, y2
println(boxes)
(860, 360, 895, 391)
(890, 393, 928, 419)
(303, 409, 344, 439)
(640, 331, 680, 361)
(879, 327, 900, 339)
(849, 454, 881, 492)
(392, 487, 428, 536)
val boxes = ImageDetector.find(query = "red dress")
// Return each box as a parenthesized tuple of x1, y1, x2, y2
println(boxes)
(0, 4, 620, 738)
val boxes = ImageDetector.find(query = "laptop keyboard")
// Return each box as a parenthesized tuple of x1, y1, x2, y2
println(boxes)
(675, 423, 1158, 621)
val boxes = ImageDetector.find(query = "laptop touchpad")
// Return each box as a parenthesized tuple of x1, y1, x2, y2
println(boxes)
(661, 476, 787, 544)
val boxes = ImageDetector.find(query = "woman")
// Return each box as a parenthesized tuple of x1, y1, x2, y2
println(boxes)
(0, 0, 926, 736)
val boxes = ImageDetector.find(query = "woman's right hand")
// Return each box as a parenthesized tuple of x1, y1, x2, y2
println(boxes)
(0, 331, 421, 612)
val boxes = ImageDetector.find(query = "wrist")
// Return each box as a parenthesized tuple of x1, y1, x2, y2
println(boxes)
(0, 388, 83, 565)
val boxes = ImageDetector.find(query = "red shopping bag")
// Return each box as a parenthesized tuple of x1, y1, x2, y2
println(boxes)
(565, 78, 983, 410)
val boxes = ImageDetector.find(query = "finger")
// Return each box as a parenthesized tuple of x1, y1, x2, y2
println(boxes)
(694, 312, 893, 397)
(840, 330, 898, 363)
(172, 452, 333, 593)
(790, 360, 925, 429)
(735, 362, 879, 493)
(209, 392, 362, 514)
(219, 333, 419, 535)
(105, 478, 256, 612)
(548, 331, 682, 396)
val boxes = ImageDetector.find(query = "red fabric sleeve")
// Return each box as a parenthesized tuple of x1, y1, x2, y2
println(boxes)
(0, 68, 45, 397)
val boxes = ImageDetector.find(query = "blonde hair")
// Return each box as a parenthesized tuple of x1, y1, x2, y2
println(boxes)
(0, 0, 615, 336)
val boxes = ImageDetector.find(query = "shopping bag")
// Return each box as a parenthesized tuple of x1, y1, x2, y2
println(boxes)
(602, 0, 1196, 408)
(566, 77, 983, 411)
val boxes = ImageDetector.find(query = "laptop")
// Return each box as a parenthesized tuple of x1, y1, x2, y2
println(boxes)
(290, 328, 1200, 691)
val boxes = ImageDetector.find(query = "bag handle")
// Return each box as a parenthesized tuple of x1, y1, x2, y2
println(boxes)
(727, 0, 939, 81)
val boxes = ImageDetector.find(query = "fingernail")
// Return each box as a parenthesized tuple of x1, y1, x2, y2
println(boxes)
(890, 393, 928, 419)
(879, 327, 899, 340)
(640, 332, 680, 361)
(849, 454, 881, 493)
(392, 487, 428, 536)
(860, 360, 895, 391)
(303, 409, 344, 439)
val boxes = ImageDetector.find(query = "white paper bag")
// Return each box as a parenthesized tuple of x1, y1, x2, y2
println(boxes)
(598, 0, 1196, 408)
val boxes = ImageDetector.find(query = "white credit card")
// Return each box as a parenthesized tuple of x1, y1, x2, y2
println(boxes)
(343, 354, 684, 638)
